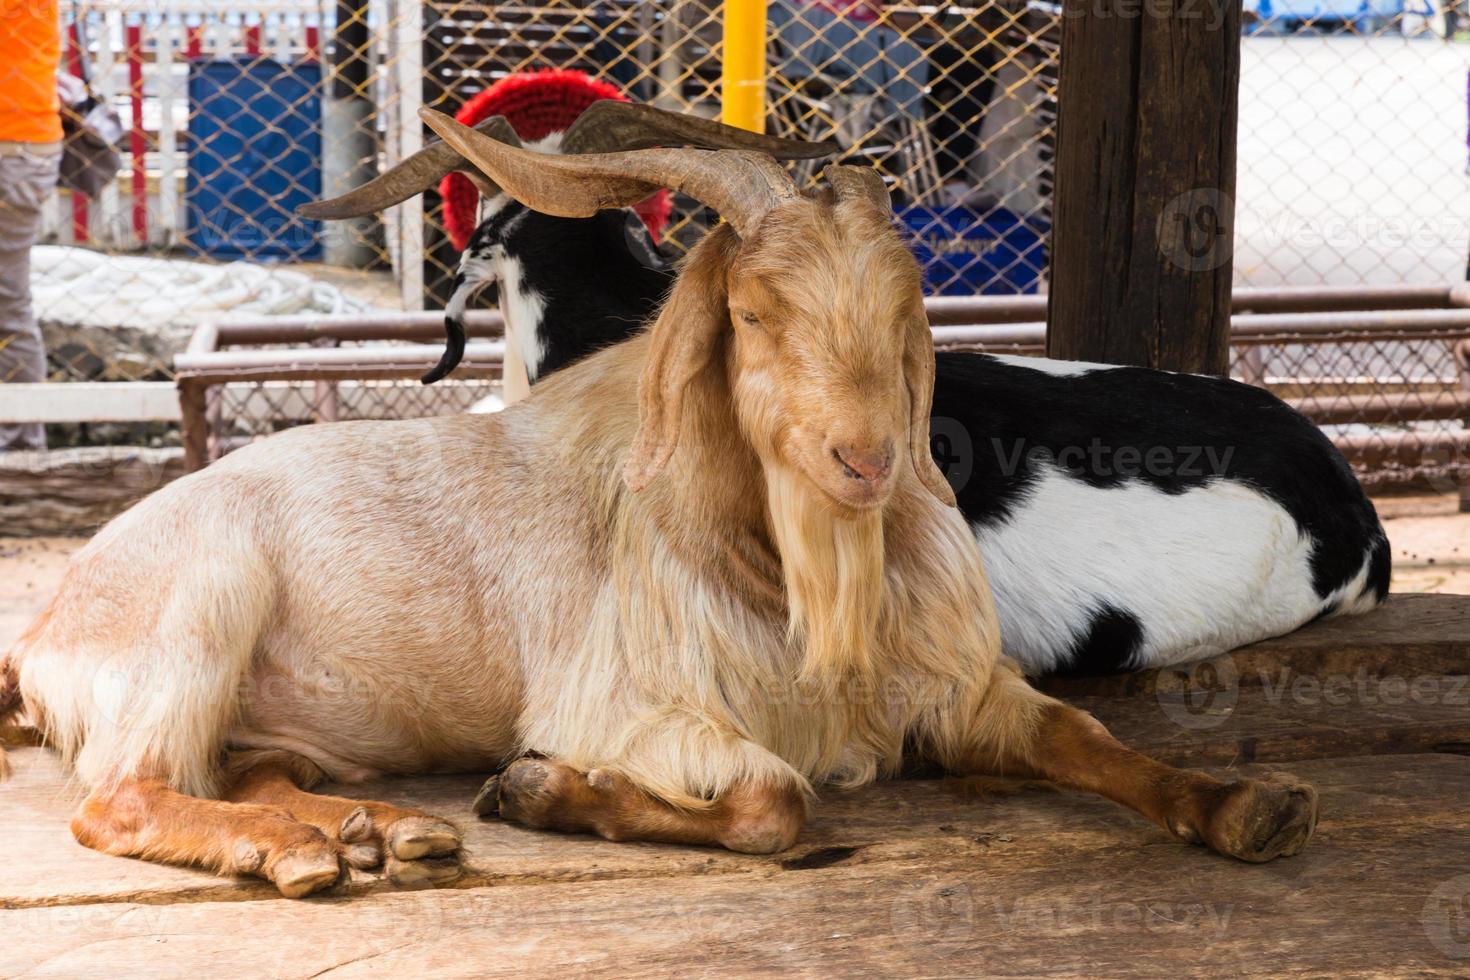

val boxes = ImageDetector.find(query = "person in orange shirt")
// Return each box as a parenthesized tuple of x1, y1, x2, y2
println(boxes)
(0, 0, 63, 450)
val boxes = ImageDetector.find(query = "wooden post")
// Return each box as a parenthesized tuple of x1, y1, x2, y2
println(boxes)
(1046, 0, 1242, 375)
(178, 380, 209, 472)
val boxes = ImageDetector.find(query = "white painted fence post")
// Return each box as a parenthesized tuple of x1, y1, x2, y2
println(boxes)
(392, 0, 424, 311)
(95, 9, 124, 247)
(156, 11, 180, 248)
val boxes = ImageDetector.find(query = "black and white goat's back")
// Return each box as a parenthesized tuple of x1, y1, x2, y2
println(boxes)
(931, 351, 1390, 674)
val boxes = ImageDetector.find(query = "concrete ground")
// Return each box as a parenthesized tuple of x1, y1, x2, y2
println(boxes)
(2, 492, 1465, 653)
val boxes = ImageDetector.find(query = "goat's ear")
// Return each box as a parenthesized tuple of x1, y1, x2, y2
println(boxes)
(623, 224, 741, 492)
(904, 309, 957, 507)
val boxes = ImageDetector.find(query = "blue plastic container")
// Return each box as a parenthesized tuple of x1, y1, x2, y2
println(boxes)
(186, 59, 322, 261)
(899, 206, 1047, 296)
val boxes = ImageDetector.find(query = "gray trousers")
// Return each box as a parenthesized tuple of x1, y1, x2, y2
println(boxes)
(0, 144, 61, 451)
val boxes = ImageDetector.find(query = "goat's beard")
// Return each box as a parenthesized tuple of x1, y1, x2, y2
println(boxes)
(764, 465, 886, 687)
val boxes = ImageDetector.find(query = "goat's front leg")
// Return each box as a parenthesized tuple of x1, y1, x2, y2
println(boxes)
(927, 661, 1318, 862)
(479, 758, 808, 854)
(71, 778, 348, 898)
(225, 757, 464, 887)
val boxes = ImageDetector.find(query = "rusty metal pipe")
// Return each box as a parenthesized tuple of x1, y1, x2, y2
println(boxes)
(175, 342, 506, 386)
(193, 283, 1465, 354)
(1332, 429, 1470, 466)
(1231, 283, 1454, 313)
(1288, 392, 1470, 426)
(1230, 308, 1470, 340)
(212, 311, 505, 347)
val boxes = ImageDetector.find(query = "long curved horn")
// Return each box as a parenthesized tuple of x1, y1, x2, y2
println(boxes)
(419, 107, 797, 238)
(561, 100, 838, 160)
(297, 115, 521, 220)
(823, 163, 892, 214)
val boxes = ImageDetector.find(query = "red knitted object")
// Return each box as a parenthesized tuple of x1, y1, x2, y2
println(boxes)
(439, 69, 672, 251)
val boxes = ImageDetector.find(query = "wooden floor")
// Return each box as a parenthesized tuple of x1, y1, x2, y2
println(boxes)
(2, 594, 1467, 978)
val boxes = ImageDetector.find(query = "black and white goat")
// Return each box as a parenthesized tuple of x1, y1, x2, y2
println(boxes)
(446, 196, 671, 396)
(305, 106, 1390, 676)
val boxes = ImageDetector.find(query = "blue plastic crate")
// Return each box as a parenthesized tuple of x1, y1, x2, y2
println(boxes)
(186, 59, 322, 261)
(899, 206, 1047, 296)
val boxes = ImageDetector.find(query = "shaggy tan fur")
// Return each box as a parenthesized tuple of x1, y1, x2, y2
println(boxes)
(0, 172, 1321, 886)
(3, 197, 1007, 810)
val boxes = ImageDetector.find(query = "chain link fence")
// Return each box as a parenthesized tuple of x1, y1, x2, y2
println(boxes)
(1236, 8, 1470, 287)
(21, 0, 1059, 389)
(178, 305, 1470, 507)
(5, 0, 1470, 518)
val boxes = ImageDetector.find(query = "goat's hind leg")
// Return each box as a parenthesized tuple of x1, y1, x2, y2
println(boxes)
(481, 757, 807, 854)
(71, 778, 347, 898)
(927, 661, 1318, 862)
(225, 755, 464, 887)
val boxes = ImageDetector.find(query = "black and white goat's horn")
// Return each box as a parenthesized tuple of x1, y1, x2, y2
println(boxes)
(296, 115, 522, 220)
(301, 104, 837, 222)
(419, 108, 799, 238)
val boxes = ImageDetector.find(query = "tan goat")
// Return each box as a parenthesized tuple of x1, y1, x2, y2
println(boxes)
(0, 112, 1318, 897)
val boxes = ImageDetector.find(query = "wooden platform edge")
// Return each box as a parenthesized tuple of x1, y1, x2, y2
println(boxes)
(1039, 593, 1470, 699)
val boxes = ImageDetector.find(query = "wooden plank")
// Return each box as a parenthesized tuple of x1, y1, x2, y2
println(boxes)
(0, 746, 1167, 906)
(1037, 595, 1470, 766)
(0, 383, 181, 424)
(3, 741, 1466, 906)
(3, 755, 1466, 977)
(1082, 679, 1470, 768)
(1040, 593, 1470, 699)
(1046, 0, 1240, 374)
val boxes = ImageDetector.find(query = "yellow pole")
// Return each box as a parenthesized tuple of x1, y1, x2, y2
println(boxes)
(721, 0, 768, 133)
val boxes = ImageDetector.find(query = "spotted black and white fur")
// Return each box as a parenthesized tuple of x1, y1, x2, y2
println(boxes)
(442, 140, 1390, 676)
(444, 134, 672, 391)
(929, 353, 1388, 673)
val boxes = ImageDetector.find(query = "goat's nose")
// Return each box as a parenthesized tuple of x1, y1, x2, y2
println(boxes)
(832, 442, 894, 484)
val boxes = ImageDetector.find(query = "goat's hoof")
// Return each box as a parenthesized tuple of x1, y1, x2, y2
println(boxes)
(496, 758, 567, 829)
(232, 840, 266, 874)
(472, 775, 501, 817)
(387, 816, 462, 861)
(341, 841, 383, 870)
(1201, 773, 1319, 862)
(367, 815, 465, 887)
(268, 842, 347, 898)
(386, 853, 463, 888)
(338, 806, 374, 843)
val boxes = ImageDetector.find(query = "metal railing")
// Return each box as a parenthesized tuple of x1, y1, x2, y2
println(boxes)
(174, 286, 1470, 502)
